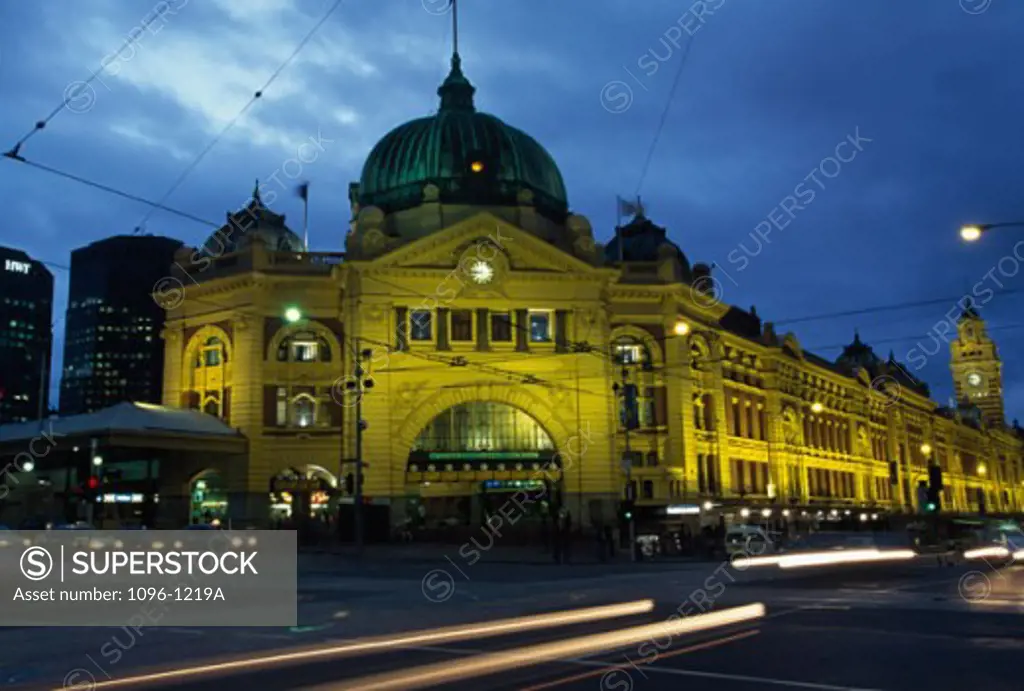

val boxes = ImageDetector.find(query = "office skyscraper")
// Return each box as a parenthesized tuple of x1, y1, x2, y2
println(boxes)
(0, 246, 53, 423)
(60, 235, 182, 415)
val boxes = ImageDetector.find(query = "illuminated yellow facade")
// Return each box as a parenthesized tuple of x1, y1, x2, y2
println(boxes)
(158, 54, 1023, 529)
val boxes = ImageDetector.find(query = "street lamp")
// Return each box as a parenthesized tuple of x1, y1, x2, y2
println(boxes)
(284, 306, 303, 324)
(978, 463, 987, 477)
(959, 222, 1024, 243)
(811, 402, 824, 414)
(673, 321, 690, 336)
(21, 460, 34, 473)
(92, 455, 103, 467)
(920, 443, 932, 457)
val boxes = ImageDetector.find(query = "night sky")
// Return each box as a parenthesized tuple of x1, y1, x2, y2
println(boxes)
(1, 0, 1022, 419)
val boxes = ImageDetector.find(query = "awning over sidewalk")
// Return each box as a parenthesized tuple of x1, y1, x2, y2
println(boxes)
(0, 401, 246, 452)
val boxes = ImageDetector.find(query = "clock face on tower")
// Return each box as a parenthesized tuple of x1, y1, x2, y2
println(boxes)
(967, 372, 983, 387)
(468, 259, 494, 284)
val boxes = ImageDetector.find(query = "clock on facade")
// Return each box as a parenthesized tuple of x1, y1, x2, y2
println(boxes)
(967, 372, 983, 387)
(468, 259, 494, 284)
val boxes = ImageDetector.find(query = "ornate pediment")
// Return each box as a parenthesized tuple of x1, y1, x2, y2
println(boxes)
(363, 212, 600, 278)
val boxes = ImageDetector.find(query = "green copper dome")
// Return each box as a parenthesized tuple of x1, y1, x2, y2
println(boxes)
(357, 54, 569, 220)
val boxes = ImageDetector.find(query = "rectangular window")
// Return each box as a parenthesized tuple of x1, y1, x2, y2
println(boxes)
(491, 312, 513, 342)
(293, 341, 317, 362)
(410, 310, 432, 341)
(450, 310, 473, 342)
(528, 310, 552, 342)
(276, 387, 287, 426)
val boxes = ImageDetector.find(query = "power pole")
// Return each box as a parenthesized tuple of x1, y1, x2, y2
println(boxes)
(354, 363, 365, 554)
(613, 362, 637, 562)
(347, 339, 373, 554)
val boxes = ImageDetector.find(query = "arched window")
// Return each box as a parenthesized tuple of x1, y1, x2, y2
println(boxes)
(412, 402, 555, 453)
(203, 397, 220, 417)
(690, 340, 710, 371)
(196, 337, 227, 367)
(277, 331, 332, 363)
(612, 336, 657, 429)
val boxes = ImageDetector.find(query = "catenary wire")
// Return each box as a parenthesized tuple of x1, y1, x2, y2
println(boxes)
(635, 30, 694, 196)
(132, 0, 346, 233)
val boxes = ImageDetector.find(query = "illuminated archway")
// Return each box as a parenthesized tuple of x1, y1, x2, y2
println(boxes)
(406, 401, 564, 530)
(188, 469, 227, 525)
(269, 466, 337, 520)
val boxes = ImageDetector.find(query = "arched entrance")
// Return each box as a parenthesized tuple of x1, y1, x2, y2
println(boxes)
(269, 466, 337, 523)
(406, 401, 564, 537)
(189, 470, 228, 525)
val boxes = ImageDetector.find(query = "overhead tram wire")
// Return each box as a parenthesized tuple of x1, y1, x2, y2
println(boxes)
(772, 289, 1024, 327)
(4, 28, 153, 158)
(805, 323, 1024, 353)
(347, 272, 1024, 390)
(176, 290, 603, 397)
(132, 0, 347, 233)
(0, 157, 221, 229)
(634, 31, 694, 196)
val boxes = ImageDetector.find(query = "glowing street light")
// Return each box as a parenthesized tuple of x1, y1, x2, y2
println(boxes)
(92, 455, 104, 467)
(811, 402, 824, 414)
(673, 321, 690, 336)
(960, 225, 983, 242)
(21, 460, 35, 473)
(978, 463, 987, 477)
(920, 443, 932, 456)
(959, 221, 1024, 243)
(284, 306, 303, 323)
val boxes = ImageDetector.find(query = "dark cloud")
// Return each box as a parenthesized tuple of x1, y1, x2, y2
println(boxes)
(1, 0, 1022, 418)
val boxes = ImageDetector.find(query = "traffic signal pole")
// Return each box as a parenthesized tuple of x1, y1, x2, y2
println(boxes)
(354, 355, 365, 555)
(615, 363, 636, 562)
(625, 406, 636, 563)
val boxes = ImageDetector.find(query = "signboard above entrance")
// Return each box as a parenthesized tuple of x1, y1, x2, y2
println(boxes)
(428, 452, 542, 461)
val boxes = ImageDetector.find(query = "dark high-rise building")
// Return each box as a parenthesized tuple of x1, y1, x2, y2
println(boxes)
(60, 235, 183, 415)
(0, 246, 54, 423)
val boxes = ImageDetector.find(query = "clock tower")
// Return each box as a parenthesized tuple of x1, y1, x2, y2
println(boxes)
(950, 300, 1004, 427)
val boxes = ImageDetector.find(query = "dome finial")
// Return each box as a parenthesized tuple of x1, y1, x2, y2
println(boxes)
(451, 0, 459, 58)
(253, 179, 261, 203)
(438, 0, 475, 111)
